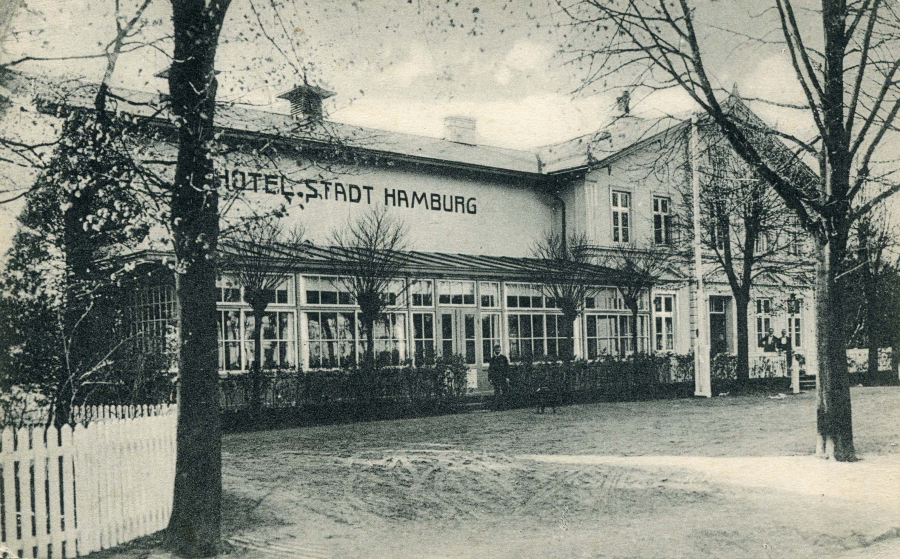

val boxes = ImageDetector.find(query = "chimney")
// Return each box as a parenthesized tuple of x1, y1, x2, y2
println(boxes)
(277, 84, 335, 122)
(443, 115, 478, 145)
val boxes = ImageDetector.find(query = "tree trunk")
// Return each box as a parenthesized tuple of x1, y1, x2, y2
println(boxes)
(359, 314, 376, 368)
(629, 305, 640, 356)
(359, 314, 376, 412)
(814, 234, 856, 461)
(734, 294, 750, 385)
(165, 1, 230, 555)
(561, 311, 577, 361)
(814, 0, 855, 462)
(250, 306, 266, 418)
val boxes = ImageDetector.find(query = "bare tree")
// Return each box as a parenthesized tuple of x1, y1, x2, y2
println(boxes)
(678, 132, 811, 384)
(220, 219, 305, 418)
(162, 1, 234, 554)
(594, 243, 673, 357)
(2, 0, 360, 553)
(847, 212, 897, 382)
(329, 206, 409, 369)
(531, 232, 605, 360)
(558, 0, 900, 461)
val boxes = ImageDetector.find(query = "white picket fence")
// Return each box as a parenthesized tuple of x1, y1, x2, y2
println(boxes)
(0, 405, 177, 558)
(71, 404, 174, 425)
(1, 402, 176, 431)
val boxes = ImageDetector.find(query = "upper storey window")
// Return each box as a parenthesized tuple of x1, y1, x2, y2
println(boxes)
(653, 196, 672, 245)
(612, 191, 631, 243)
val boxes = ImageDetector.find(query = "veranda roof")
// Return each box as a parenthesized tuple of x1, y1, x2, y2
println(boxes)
(127, 244, 630, 286)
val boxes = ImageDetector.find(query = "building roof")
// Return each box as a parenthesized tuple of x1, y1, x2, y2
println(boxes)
(4, 70, 818, 182)
(231, 241, 629, 284)
(17, 75, 543, 175)
(537, 113, 690, 173)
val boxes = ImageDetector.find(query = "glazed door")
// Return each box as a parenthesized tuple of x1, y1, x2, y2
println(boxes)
(709, 296, 729, 359)
(441, 310, 478, 389)
(440, 310, 476, 364)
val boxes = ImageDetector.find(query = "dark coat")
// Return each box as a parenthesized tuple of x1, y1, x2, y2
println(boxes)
(778, 336, 793, 353)
(488, 353, 510, 384)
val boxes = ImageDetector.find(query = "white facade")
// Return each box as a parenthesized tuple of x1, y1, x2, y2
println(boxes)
(223, 157, 557, 257)
(120, 88, 816, 389)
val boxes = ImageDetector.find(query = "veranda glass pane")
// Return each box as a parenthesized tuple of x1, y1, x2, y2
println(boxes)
(279, 313, 294, 339)
(521, 316, 532, 338)
(307, 313, 321, 340)
(262, 313, 276, 340)
(508, 315, 519, 338)
(225, 342, 241, 370)
(263, 341, 276, 368)
(309, 342, 321, 369)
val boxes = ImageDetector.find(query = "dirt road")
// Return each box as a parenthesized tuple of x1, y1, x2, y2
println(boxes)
(215, 388, 900, 558)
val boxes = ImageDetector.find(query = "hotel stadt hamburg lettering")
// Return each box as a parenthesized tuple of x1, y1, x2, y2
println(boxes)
(218, 167, 478, 215)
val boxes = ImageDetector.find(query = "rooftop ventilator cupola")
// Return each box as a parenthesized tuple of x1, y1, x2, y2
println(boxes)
(277, 84, 335, 122)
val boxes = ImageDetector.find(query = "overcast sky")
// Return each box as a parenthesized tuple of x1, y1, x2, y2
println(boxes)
(0, 0, 839, 255)
(4, 0, 815, 148)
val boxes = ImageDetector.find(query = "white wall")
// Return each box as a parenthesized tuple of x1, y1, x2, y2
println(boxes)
(573, 138, 687, 247)
(220, 154, 557, 257)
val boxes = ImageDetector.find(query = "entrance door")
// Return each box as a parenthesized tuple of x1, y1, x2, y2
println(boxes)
(709, 296, 729, 359)
(440, 310, 477, 388)
(479, 313, 502, 390)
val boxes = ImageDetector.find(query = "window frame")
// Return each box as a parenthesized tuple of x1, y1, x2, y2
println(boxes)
(787, 297, 803, 348)
(756, 297, 773, 345)
(481, 312, 502, 364)
(653, 294, 676, 352)
(653, 196, 673, 245)
(611, 190, 631, 243)
(305, 310, 356, 369)
(479, 281, 500, 309)
(412, 311, 436, 364)
(367, 312, 408, 366)
(304, 275, 355, 306)
(584, 313, 649, 358)
(505, 282, 546, 309)
(437, 280, 476, 306)
(410, 279, 434, 308)
(218, 308, 297, 371)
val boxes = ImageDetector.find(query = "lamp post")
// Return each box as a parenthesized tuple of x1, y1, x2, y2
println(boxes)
(691, 116, 711, 397)
(789, 293, 800, 394)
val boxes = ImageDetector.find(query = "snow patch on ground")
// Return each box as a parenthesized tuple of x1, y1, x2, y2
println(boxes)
(521, 454, 900, 518)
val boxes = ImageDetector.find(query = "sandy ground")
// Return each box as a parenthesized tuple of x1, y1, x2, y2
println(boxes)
(99, 387, 900, 558)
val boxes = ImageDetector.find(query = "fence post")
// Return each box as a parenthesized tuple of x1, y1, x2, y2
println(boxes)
(73, 423, 94, 556)
(32, 427, 48, 559)
(1, 428, 17, 557)
(15, 426, 36, 559)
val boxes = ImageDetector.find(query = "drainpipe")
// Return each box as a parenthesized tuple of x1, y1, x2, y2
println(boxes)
(551, 188, 567, 254)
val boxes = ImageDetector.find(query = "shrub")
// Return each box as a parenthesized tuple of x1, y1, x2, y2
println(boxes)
(502, 352, 695, 406)
(0, 385, 48, 430)
(711, 353, 737, 382)
(750, 355, 785, 378)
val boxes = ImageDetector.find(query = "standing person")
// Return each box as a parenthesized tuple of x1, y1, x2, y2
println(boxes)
(488, 344, 510, 411)
(761, 328, 778, 353)
(778, 328, 794, 377)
